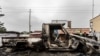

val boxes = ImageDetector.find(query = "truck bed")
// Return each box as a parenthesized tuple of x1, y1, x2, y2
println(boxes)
(2, 37, 29, 47)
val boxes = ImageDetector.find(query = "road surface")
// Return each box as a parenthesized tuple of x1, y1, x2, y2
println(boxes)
(0, 48, 100, 56)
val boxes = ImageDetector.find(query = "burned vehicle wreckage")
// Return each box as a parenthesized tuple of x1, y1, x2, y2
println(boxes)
(41, 23, 99, 54)
(0, 23, 99, 54)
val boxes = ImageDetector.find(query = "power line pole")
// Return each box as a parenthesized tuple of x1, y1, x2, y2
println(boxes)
(90, 0, 94, 31)
(92, 0, 94, 19)
(29, 9, 31, 33)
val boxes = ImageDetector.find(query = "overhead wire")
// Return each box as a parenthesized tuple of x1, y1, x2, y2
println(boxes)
(1, 5, 100, 13)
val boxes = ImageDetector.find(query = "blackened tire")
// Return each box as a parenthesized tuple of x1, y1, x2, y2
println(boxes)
(82, 45, 94, 54)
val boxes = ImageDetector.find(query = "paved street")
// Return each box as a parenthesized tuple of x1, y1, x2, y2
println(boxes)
(0, 48, 100, 56)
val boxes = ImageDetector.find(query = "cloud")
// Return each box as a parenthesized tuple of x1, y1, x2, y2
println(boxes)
(0, 0, 100, 32)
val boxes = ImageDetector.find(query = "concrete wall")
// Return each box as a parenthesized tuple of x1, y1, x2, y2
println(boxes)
(90, 15, 100, 32)
(66, 28, 90, 34)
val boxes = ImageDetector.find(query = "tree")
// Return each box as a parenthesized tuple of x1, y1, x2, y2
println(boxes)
(21, 31, 29, 34)
(0, 21, 6, 32)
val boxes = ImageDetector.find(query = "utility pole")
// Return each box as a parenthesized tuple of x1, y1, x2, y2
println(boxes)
(92, 0, 94, 19)
(90, 0, 94, 31)
(29, 9, 31, 33)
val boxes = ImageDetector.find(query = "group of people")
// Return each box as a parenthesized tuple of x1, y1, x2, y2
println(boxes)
(80, 31, 98, 41)
(73, 31, 98, 41)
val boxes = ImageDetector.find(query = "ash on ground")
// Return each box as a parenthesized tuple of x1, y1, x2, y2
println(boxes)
(0, 48, 100, 56)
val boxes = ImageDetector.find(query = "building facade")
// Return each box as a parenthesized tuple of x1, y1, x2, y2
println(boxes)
(66, 28, 90, 34)
(90, 15, 100, 32)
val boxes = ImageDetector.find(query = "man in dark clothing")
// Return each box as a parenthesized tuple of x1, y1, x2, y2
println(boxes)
(82, 32, 88, 37)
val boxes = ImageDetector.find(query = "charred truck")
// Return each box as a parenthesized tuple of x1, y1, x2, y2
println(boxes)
(41, 23, 99, 54)
(0, 23, 99, 54)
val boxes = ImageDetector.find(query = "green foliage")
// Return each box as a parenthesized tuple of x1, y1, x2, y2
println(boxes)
(0, 21, 6, 32)
(21, 31, 29, 34)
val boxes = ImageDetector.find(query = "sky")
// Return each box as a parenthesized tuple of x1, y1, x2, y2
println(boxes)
(0, 0, 100, 32)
